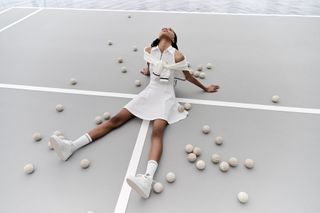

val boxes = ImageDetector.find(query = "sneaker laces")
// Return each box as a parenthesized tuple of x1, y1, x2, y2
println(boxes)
(60, 137, 76, 151)
(136, 174, 154, 181)
(136, 174, 147, 179)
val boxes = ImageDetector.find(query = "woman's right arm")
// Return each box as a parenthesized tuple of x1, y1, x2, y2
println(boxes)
(140, 64, 150, 76)
(140, 47, 152, 76)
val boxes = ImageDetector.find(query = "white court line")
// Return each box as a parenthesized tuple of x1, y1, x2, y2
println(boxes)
(0, 83, 135, 98)
(0, 7, 13, 15)
(1, 83, 320, 115)
(0, 8, 42, 33)
(13, 6, 320, 18)
(114, 119, 150, 213)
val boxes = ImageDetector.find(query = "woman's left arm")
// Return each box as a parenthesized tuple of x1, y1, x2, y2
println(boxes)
(175, 51, 219, 93)
(183, 70, 220, 93)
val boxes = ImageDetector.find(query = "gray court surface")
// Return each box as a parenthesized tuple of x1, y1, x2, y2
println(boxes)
(0, 8, 319, 108)
(0, 8, 37, 29)
(0, 88, 142, 213)
(128, 104, 320, 213)
(1, 7, 320, 213)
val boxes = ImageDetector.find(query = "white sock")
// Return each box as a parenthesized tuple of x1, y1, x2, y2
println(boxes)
(144, 160, 158, 179)
(72, 133, 92, 150)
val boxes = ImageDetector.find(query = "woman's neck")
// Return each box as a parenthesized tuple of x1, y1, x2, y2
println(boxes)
(158, 38, 171, 53)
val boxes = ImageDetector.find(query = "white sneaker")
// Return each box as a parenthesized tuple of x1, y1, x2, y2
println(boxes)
(49, 135, 76, 161)
(126, 174, 154, 199)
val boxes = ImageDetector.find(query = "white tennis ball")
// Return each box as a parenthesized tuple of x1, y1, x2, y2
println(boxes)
(56, 104, 64, 112)
(95, 116, 103, 125)
(237, 192, 249, 203)
(133, 46, 138, 52)
(134, 80, 141, 87)
(196, 160, 206, 170)
(244, 159, 254, 169)
(103, 112, 111, 120)
(193, 71, 200, 77)
(80, 159, 90, 169)
(117, 57, 123, 63)
(199, 72, 205, 79)
(121, 66, 127, 73)
(153, 182, 164, 193)
(187, 153, 197, 162)
(228, 157, 239, 167)
(107, 40, 113, 45)
(214, 136, 223, 145)
(185, 144, 194, 153)
(48, 141, 53, 150)
(24, 163, 34, 174)
(193, 146, 201, 156)
(178, 104, 185, 112)
(211, 153, 220, 164)
(32, 132, 42, 142)
(202, 125, 210, 134)
(272, 95, 280, 103)
(165, 172, 176, 183)
(70, 78, 77, 85)
(183, 103, 191, 110)
(206, 63, 212, 69)
(197, 65, 203, 71)
(219, 161, 230, 172)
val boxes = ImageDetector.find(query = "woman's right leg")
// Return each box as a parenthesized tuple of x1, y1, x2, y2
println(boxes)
(50, 108, 135, 161)
(87, 108, 135, 141)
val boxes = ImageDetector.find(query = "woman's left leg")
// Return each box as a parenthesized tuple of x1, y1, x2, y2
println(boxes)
(126, 119, 168, 199)
(149, 119, 169, 162)
(144, 119, 168, 179)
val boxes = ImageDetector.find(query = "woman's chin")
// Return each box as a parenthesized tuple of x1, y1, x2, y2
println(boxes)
(159, 34, 172, 42)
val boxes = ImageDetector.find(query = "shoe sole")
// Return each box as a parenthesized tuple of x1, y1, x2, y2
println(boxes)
(50, 135, 68, 161)
(126, 177, 149, 199)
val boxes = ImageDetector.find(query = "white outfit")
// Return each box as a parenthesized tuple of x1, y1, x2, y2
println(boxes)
(123, 45, 190, 125)
(143, 46, 191, 82)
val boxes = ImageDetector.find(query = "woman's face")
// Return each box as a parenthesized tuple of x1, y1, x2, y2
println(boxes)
(159, 27, 175, 43)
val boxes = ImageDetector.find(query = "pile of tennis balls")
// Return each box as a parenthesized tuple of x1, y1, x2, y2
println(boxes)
(182, 124, 255, 204)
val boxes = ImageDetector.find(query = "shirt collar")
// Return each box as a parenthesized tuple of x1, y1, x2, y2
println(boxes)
(156, 45, 175, 54)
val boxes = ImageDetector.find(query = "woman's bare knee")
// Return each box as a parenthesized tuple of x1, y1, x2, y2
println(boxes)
(152, 119, 168, 136)
(109, 108, 135, 128)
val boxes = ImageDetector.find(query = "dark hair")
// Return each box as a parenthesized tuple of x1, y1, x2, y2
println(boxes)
(151, 30, 179, 50)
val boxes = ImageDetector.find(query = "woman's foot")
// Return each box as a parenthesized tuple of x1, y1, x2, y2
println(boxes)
(126, 174, 153, 199)
(50, 135, 76, 161)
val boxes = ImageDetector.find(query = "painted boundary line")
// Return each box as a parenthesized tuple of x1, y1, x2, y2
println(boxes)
(13, 6, 320, 18)
(0, 8, 42, 33)
(114, 119, 150, 213)
(0, 7, 13, 15)
(0, 83, 136, 99)
(1, 83, 320, 115)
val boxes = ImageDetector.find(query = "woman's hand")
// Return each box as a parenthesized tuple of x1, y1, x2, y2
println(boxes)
(140, 67, 150, 76)
(205, 84, 220, 93)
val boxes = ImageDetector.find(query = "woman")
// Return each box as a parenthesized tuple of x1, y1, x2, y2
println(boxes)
(50, 27, 220, 199)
